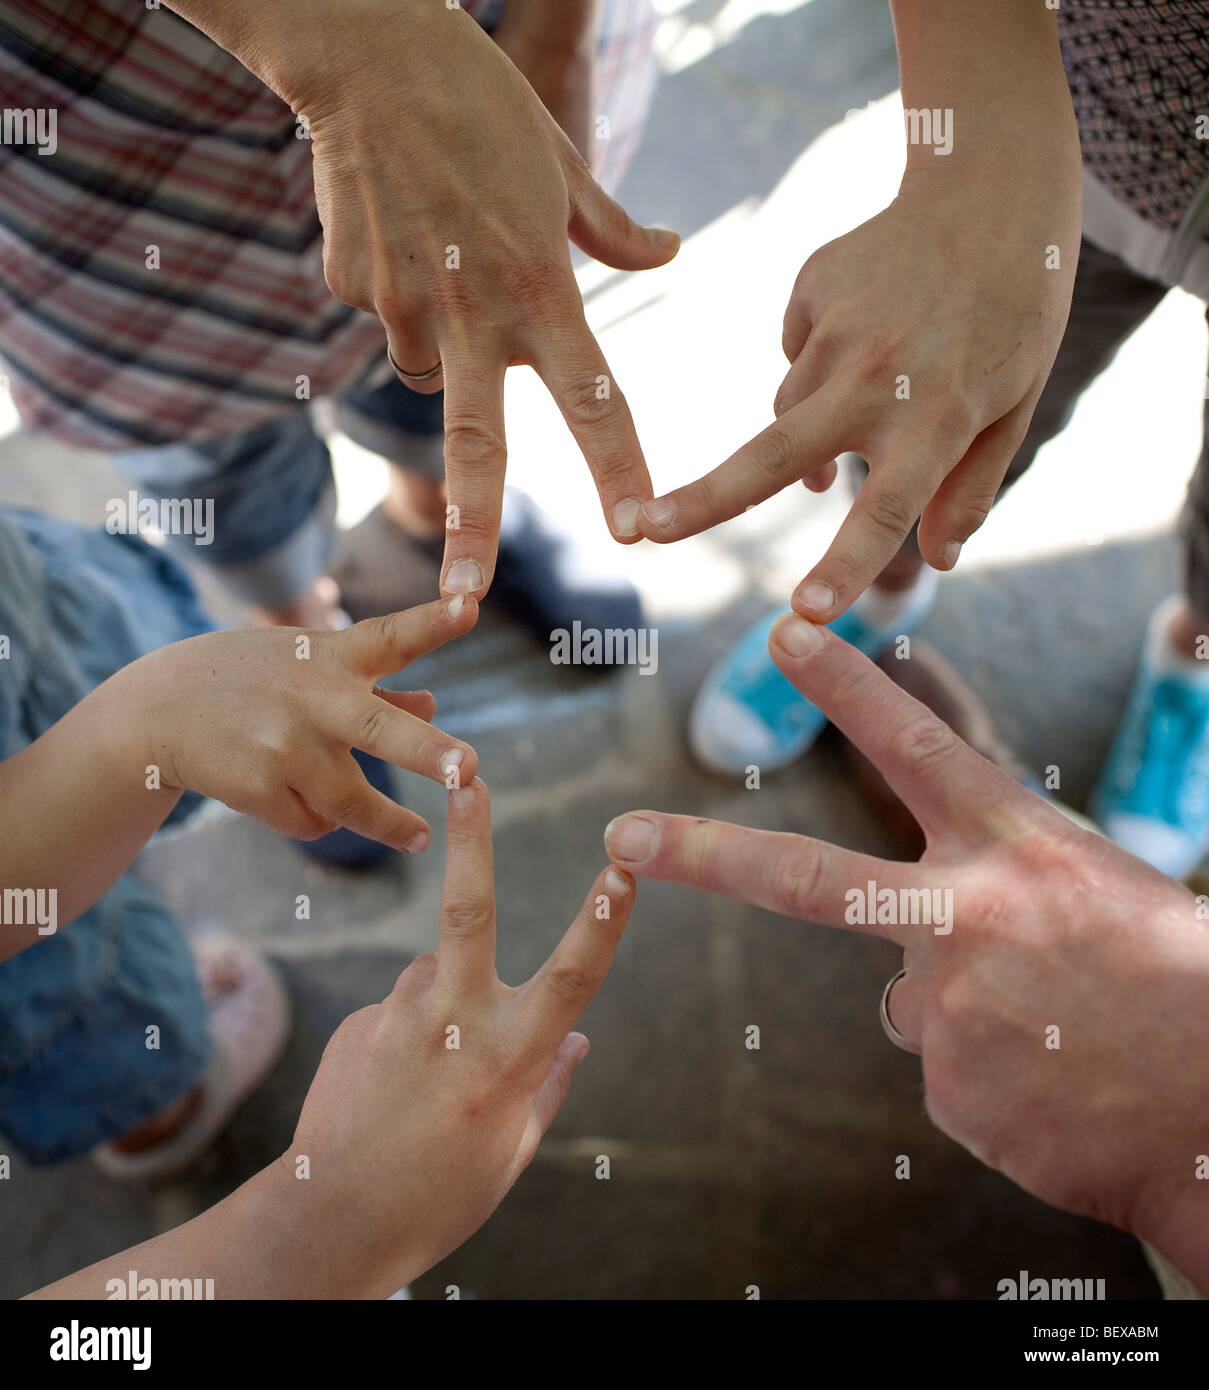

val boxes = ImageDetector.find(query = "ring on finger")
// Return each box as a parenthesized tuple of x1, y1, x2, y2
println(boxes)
(879, 966, 918, 1052)
(388, 347, 443, 384)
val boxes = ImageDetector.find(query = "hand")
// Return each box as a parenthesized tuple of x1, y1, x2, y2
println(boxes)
(605, 615, 1209, 1292)
(268, 779, 636, 1295)
(637, 127, 1080, 623)
(202, 0, 680, 598)
(108, 597, 480, 853)
(494, 0, 598, 163)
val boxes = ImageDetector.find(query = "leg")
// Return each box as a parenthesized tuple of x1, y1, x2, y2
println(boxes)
(1090, 303, 1209, 874)
(112, 411, 344, 628)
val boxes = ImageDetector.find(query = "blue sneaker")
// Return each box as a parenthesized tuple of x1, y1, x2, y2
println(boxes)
(689, 572, 938, 775)
(1091, 596, 1209, 878)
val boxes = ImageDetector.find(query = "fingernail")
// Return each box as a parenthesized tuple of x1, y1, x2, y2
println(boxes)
(943, 541, 962, 568)
(605, 867, 632, 896)
(447, 594, 465, 619)
(641, 498, 676, 529)
(605, 814, 658, 865)
(795, 581, 835, 617)
(403, 830, 430, 853)
(450, 785, 476, 811)
(440, 748, 465, 783)
(771, 612, 825, 657)
(613, 498, 641, 537)
(445, 559, 483, 595)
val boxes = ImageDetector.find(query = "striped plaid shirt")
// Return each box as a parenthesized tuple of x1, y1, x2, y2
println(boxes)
(0, 0, 657, 448)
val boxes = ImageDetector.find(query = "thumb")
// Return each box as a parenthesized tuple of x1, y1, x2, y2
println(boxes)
(568, 173, 679, 272)
(530, 1031, 591, 1138)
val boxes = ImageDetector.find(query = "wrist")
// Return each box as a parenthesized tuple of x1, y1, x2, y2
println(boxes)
(231, 1151, 426, 1298)
(164, 0, 445, 114)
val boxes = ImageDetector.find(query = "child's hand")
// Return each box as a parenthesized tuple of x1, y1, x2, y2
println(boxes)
(113, 597, 480, 853)
(638, 159, 1081, 620)
(264, 779, 636, 1295)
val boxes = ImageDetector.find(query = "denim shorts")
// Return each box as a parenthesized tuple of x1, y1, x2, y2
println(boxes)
(0, 509, 215, 1163)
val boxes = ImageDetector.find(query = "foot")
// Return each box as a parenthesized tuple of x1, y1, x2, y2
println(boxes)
(689, 571, 939, 776)
(94, 935, 290, 1182)
(1091, 595, 1209, 878)
(334, 487, 644, 642)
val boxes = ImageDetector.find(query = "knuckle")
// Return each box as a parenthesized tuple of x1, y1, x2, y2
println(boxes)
(861, 486, 917, 544)
(545, 963, 596, 1006)
(373, 280, 427, 327)
(561, 373, 622, 433)
(441, 896, 494, 942)
(747, 423, 798, 483)
(358, 701, 390, 751)
(768, 840, 824, 919)
(444, 417, 506, 469)
(392, 951, 439, 999)
(888, 713, 956, 771)
(510, 258, 567, 310)
(330, 789, 373, 826)
(292, 815, 337, 842)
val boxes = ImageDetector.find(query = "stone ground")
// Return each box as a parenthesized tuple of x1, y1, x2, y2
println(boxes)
(3, 0, 1206, 1299)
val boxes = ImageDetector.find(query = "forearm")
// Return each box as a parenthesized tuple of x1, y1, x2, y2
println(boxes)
(0, 670, 179, 962)
(27, 1164, 290, 1299)
(495, 0, 600, 52)
(28, 1157, 401, 1299)
(889, 0, 1079, 179)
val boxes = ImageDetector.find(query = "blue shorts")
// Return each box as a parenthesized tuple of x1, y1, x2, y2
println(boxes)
(0, 510, 215, 1163)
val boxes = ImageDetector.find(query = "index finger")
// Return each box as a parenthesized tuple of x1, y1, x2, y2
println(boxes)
(437, 778, 497, 991)
(791, 459, 953, 622)
(635, 382, 852, 542)
(519, 863, 636, 1056)
(766, 613, 1029, 840)
(438, 352, 509, 601)
(530, 308, 653, 544)
(604, 811, 917, 945)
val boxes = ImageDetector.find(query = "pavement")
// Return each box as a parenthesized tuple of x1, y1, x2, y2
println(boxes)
(3, 0, 1205, 1299)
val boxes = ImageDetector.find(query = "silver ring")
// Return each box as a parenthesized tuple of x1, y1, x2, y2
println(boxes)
(879, 967, 916, 1051)
(388, 347, 443, 384)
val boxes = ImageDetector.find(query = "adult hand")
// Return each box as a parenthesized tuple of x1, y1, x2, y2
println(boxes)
(166, 0, 679, 600)
(605, 615, 1209, 1293)
(111, 596, 480, 852)
(274, 779, 636, 1294)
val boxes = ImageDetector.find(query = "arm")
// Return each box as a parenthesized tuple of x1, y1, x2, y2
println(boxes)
(639, 0, 1082, 618)
(494, 0, 602, 160)
(607, 618, 1209, 1295)
(29, 782, 636, 1298)
(0, 697, 181, 960)
(0, 598, 479, 965)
